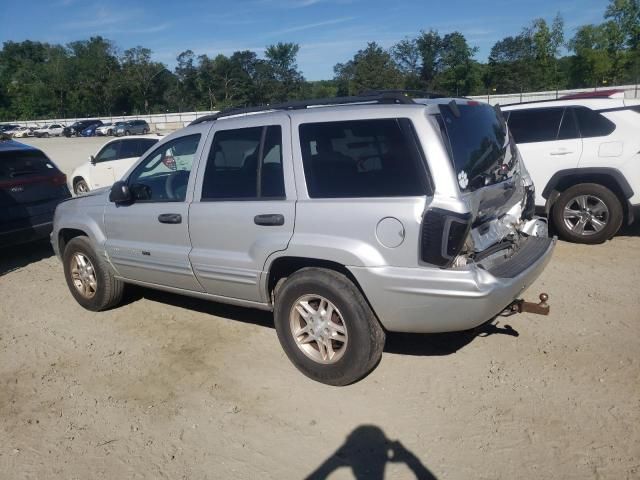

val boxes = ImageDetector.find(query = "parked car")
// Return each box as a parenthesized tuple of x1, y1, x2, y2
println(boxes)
(502, 97, 640, 243)
(9, 126, 36, 138)
(34, 124, 65, 137)
(69, 136, 160, 194)
(80, 124, 101, 137)
(115, 119, 150, 136)
(52, 94, 554, 385)
(96, 122, 125, 136)
(0, 124, 21, 133)
(63, 120, 102, 137)
(1, 139, 71, 247)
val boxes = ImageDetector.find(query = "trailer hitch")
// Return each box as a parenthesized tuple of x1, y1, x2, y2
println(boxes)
(502, 293, 550, 316)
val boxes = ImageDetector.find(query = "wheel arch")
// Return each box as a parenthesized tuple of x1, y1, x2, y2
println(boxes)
(265, 256, 377, 318)
(58, 228, 89, 257)
(542, 168, 633, 221)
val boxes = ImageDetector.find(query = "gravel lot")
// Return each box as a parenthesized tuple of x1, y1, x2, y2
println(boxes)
(1, 137, 639, 479)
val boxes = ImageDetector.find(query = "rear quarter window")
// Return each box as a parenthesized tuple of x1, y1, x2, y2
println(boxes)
(573, 107, 616, 137)
(298, 118, 429, 198)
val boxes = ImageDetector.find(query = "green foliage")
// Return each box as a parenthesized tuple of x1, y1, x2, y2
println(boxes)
(0, 0, 638, 121)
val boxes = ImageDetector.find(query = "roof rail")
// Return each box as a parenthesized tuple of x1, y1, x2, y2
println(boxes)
(360, 89, 447, 99)
(189, 92, 416, 126)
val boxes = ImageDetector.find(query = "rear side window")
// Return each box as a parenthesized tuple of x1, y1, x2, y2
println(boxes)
(0, 150, 57, 181)
(298, 118, 428, 198)
(507, 108, 564, 143)
(201, 125, 285, 200)
(557, 108, 580, 140)
(119, 139, 158, 159)
(573, 107, 616, 137)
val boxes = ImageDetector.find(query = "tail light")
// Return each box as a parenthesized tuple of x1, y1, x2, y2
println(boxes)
(420, 208, 472, 268)
(0, 172, 67, 189)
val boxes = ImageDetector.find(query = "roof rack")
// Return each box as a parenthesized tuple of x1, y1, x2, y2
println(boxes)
(190, 91, 416, 126)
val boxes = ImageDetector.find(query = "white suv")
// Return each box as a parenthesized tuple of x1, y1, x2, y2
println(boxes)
(502, 98, 640, 243)
(34, 123, 65, 138)
(70, 136, 159, 194)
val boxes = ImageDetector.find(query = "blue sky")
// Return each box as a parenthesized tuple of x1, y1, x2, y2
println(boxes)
(0, 0, 608, 80)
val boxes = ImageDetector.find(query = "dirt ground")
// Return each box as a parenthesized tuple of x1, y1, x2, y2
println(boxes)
(1, 138, 639, 479)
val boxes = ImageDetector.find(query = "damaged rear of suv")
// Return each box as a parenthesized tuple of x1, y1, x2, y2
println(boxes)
(52, 92, 554, 386)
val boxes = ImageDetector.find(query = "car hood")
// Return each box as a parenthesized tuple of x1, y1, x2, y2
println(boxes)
(65, 186, 110, 206)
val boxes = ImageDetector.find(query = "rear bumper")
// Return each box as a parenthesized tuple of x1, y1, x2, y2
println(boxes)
(0, 221, 53, 248)
(349, 236, 555, 333)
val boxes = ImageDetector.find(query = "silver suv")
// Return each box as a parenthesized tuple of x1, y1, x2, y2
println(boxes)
(51, 93, 554, 385)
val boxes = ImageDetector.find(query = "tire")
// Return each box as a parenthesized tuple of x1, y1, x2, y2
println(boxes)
(74, 178, 89, 195)
(273, 268, 385, 386)
(551, 183, 623, 244)
(62, 236, 124, 311)
(107, 129, 113, 136)
(44, 132, 49, 138)
(125, 130, 131, 136)
(142, 128, 149, 135)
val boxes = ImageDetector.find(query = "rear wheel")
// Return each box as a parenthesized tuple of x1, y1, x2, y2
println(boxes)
(552, 183, 623, 244)
(74, 178, 89, 195)
(125, 130, 131, 136)
(142, 128, 149, 134)
(274, 268, 385, 386)
(62, 236, 124, 311)
(43, 132, 49, 138)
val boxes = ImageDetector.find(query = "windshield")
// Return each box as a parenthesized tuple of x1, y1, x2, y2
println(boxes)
(437, 103, 517, 192)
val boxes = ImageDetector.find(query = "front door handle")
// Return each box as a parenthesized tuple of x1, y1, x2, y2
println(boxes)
(550, 150, 572, 156)
(254, 214, 285, 226)
(158, 213, 182, 224)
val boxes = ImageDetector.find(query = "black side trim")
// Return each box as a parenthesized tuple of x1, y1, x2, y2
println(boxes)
(487, 236, 552, 279)
(542, 168, 634, 199)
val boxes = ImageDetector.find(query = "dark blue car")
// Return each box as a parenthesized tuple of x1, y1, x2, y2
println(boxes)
(0, 139, 71, 247)
(80, 122, 103, 137)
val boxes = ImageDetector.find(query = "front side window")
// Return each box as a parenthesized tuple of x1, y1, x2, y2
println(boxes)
(95, 142, 120, 163)
(507, 108, 564, 144)
(299, 118, 428, 198)
(201, 125, 284, 200)
(128, 134, 200, 202)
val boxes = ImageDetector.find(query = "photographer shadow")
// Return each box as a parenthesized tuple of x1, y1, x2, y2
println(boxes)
(305, 425, 437, 480)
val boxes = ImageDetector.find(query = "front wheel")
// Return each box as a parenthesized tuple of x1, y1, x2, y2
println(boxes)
(551, 183, 623, 244)
(274, 268, 385, 386)
(62, 236, 124, 311)
(74, 178, 89, 195)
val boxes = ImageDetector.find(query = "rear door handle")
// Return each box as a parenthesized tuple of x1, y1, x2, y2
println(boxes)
(254, 214, 285, 226)
(158, 213, 182, 224)
(550, 150, 572, 156)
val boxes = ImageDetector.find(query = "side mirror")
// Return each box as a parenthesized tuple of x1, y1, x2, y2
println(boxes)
(90, 155, 96, 165)
(109, 181, 132, 203)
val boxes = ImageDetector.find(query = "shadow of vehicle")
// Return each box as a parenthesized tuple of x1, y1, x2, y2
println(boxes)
(129, 286, 275, 329)
(0, 239, 54, 276)
(618, 221, 640, 237)
(305, 425, 437, 480)
(133, 286, 518, 357)
(384, 320, 519, 357)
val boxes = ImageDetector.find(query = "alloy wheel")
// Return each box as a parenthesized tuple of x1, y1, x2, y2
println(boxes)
(562, 194, 609, 236)
(70, 253, 97, 299)
(289, 295, 348, 364)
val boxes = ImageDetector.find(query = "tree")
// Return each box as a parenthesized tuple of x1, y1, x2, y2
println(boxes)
(334, 42, 403, 95)
(436, 32, 480, 95)
(121, 46, 168, 114)
(264, 42, 305, 102)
